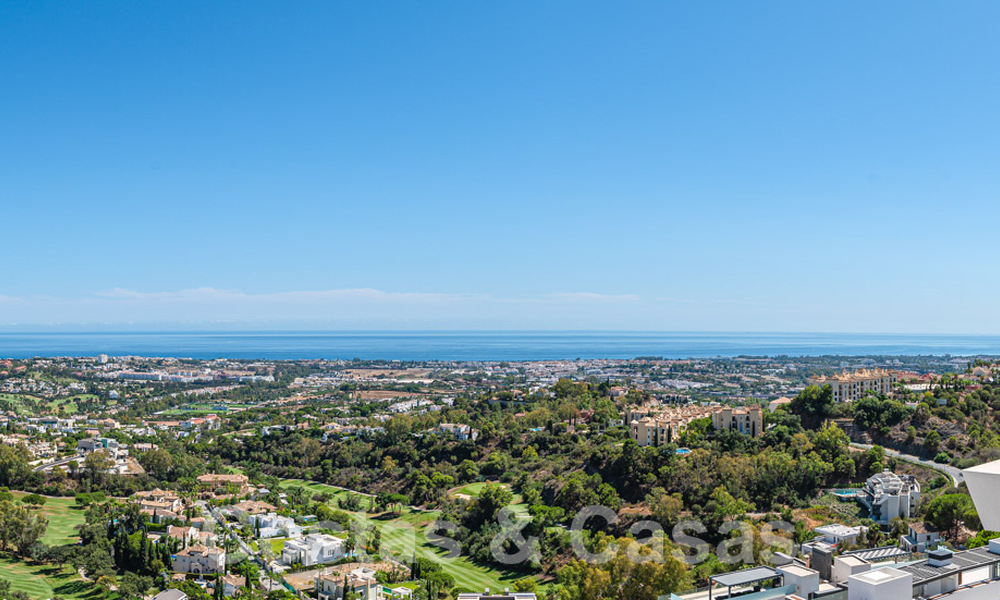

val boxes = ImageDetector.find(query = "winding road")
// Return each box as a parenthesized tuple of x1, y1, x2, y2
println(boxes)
(851, 442, 963, 486)
(32, 454, 82, 473)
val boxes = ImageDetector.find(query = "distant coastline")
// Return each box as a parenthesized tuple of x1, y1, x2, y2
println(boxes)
(3, 331, 1000, 361)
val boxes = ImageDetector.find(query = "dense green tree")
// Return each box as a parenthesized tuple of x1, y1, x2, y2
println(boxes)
(853, 396, 910, 433)
(0, 445, 31, 489)
(552, 538, 690, 600)
(140, 448, 175, 480)
(788, 385, 834, 429)
(924, 431, 942, 455)
(925, 494, 974, 537)
(0, 500, 48, 556)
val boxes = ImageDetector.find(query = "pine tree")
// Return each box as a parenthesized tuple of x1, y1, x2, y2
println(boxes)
(141, 532, 151, 573)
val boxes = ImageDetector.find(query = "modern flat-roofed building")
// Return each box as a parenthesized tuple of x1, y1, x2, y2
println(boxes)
(894, 542, 1000, 598)
(833, 555, 870, 585)
(848, 567, 912, 600)
(815, 523, 867, 547)
(77, 436, 127, 460)
(859, 471, 919, 524)
(152, 590, 187, 600)
(249, 512, 301, 538)
(281, 533, 345, 567)
(776, 564, 819, 598)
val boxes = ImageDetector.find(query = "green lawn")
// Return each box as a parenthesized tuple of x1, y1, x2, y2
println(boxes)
(46, 394, 96, 414)
(0, 557, 100, 600)
(0, 393, 88, 416)
(451, 482, 528, 516)
(12, 493, 86, 546)
(270, 538, 286, 554)
(453, 482, 523, 503)
(453, 482, 488, 498)
(0, 394, 33, 414)
(279, 479, 531, 593)
(50, 400, 78, 414)
(159, 403, 254, 416)
(158, 409, 218, 416)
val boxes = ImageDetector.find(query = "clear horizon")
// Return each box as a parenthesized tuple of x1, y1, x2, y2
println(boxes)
(2, 330, 999, 361)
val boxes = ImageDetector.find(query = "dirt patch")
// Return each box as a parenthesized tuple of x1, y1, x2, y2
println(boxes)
(342, 369, 432, 380)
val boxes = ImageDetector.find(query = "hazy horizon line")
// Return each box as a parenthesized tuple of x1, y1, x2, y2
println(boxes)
(0, 329, 999, 337)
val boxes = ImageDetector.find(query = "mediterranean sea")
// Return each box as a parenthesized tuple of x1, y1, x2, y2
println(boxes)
(2, 331, 1000, 361)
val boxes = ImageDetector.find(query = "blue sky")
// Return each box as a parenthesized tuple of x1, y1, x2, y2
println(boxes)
(2, 1, 1000, 332)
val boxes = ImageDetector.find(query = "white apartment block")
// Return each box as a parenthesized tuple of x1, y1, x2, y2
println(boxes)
(860, 471, 920, 524)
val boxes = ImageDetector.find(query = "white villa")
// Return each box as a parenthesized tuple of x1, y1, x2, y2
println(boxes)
(315, 567, 379, 600)
(229, 500, 276, 521)
(172, 544, 226, 574)
(281, 533, 345, 567)
(250, 512, 302, 538)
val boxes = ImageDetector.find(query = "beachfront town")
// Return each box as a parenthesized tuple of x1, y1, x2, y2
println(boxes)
(2, 354, 1000, 600)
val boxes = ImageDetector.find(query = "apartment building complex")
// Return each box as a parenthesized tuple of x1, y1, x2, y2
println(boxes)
(197, 473, 252, 496)
(810, 368, 898, 403)
(628, 405, 718, 446)
(859, 470, 920, 524)
(628, 404, 763, 446)
(712, 406, 763, 437)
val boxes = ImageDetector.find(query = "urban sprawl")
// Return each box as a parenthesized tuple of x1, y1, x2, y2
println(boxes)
(2, 353, 1000, 600)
